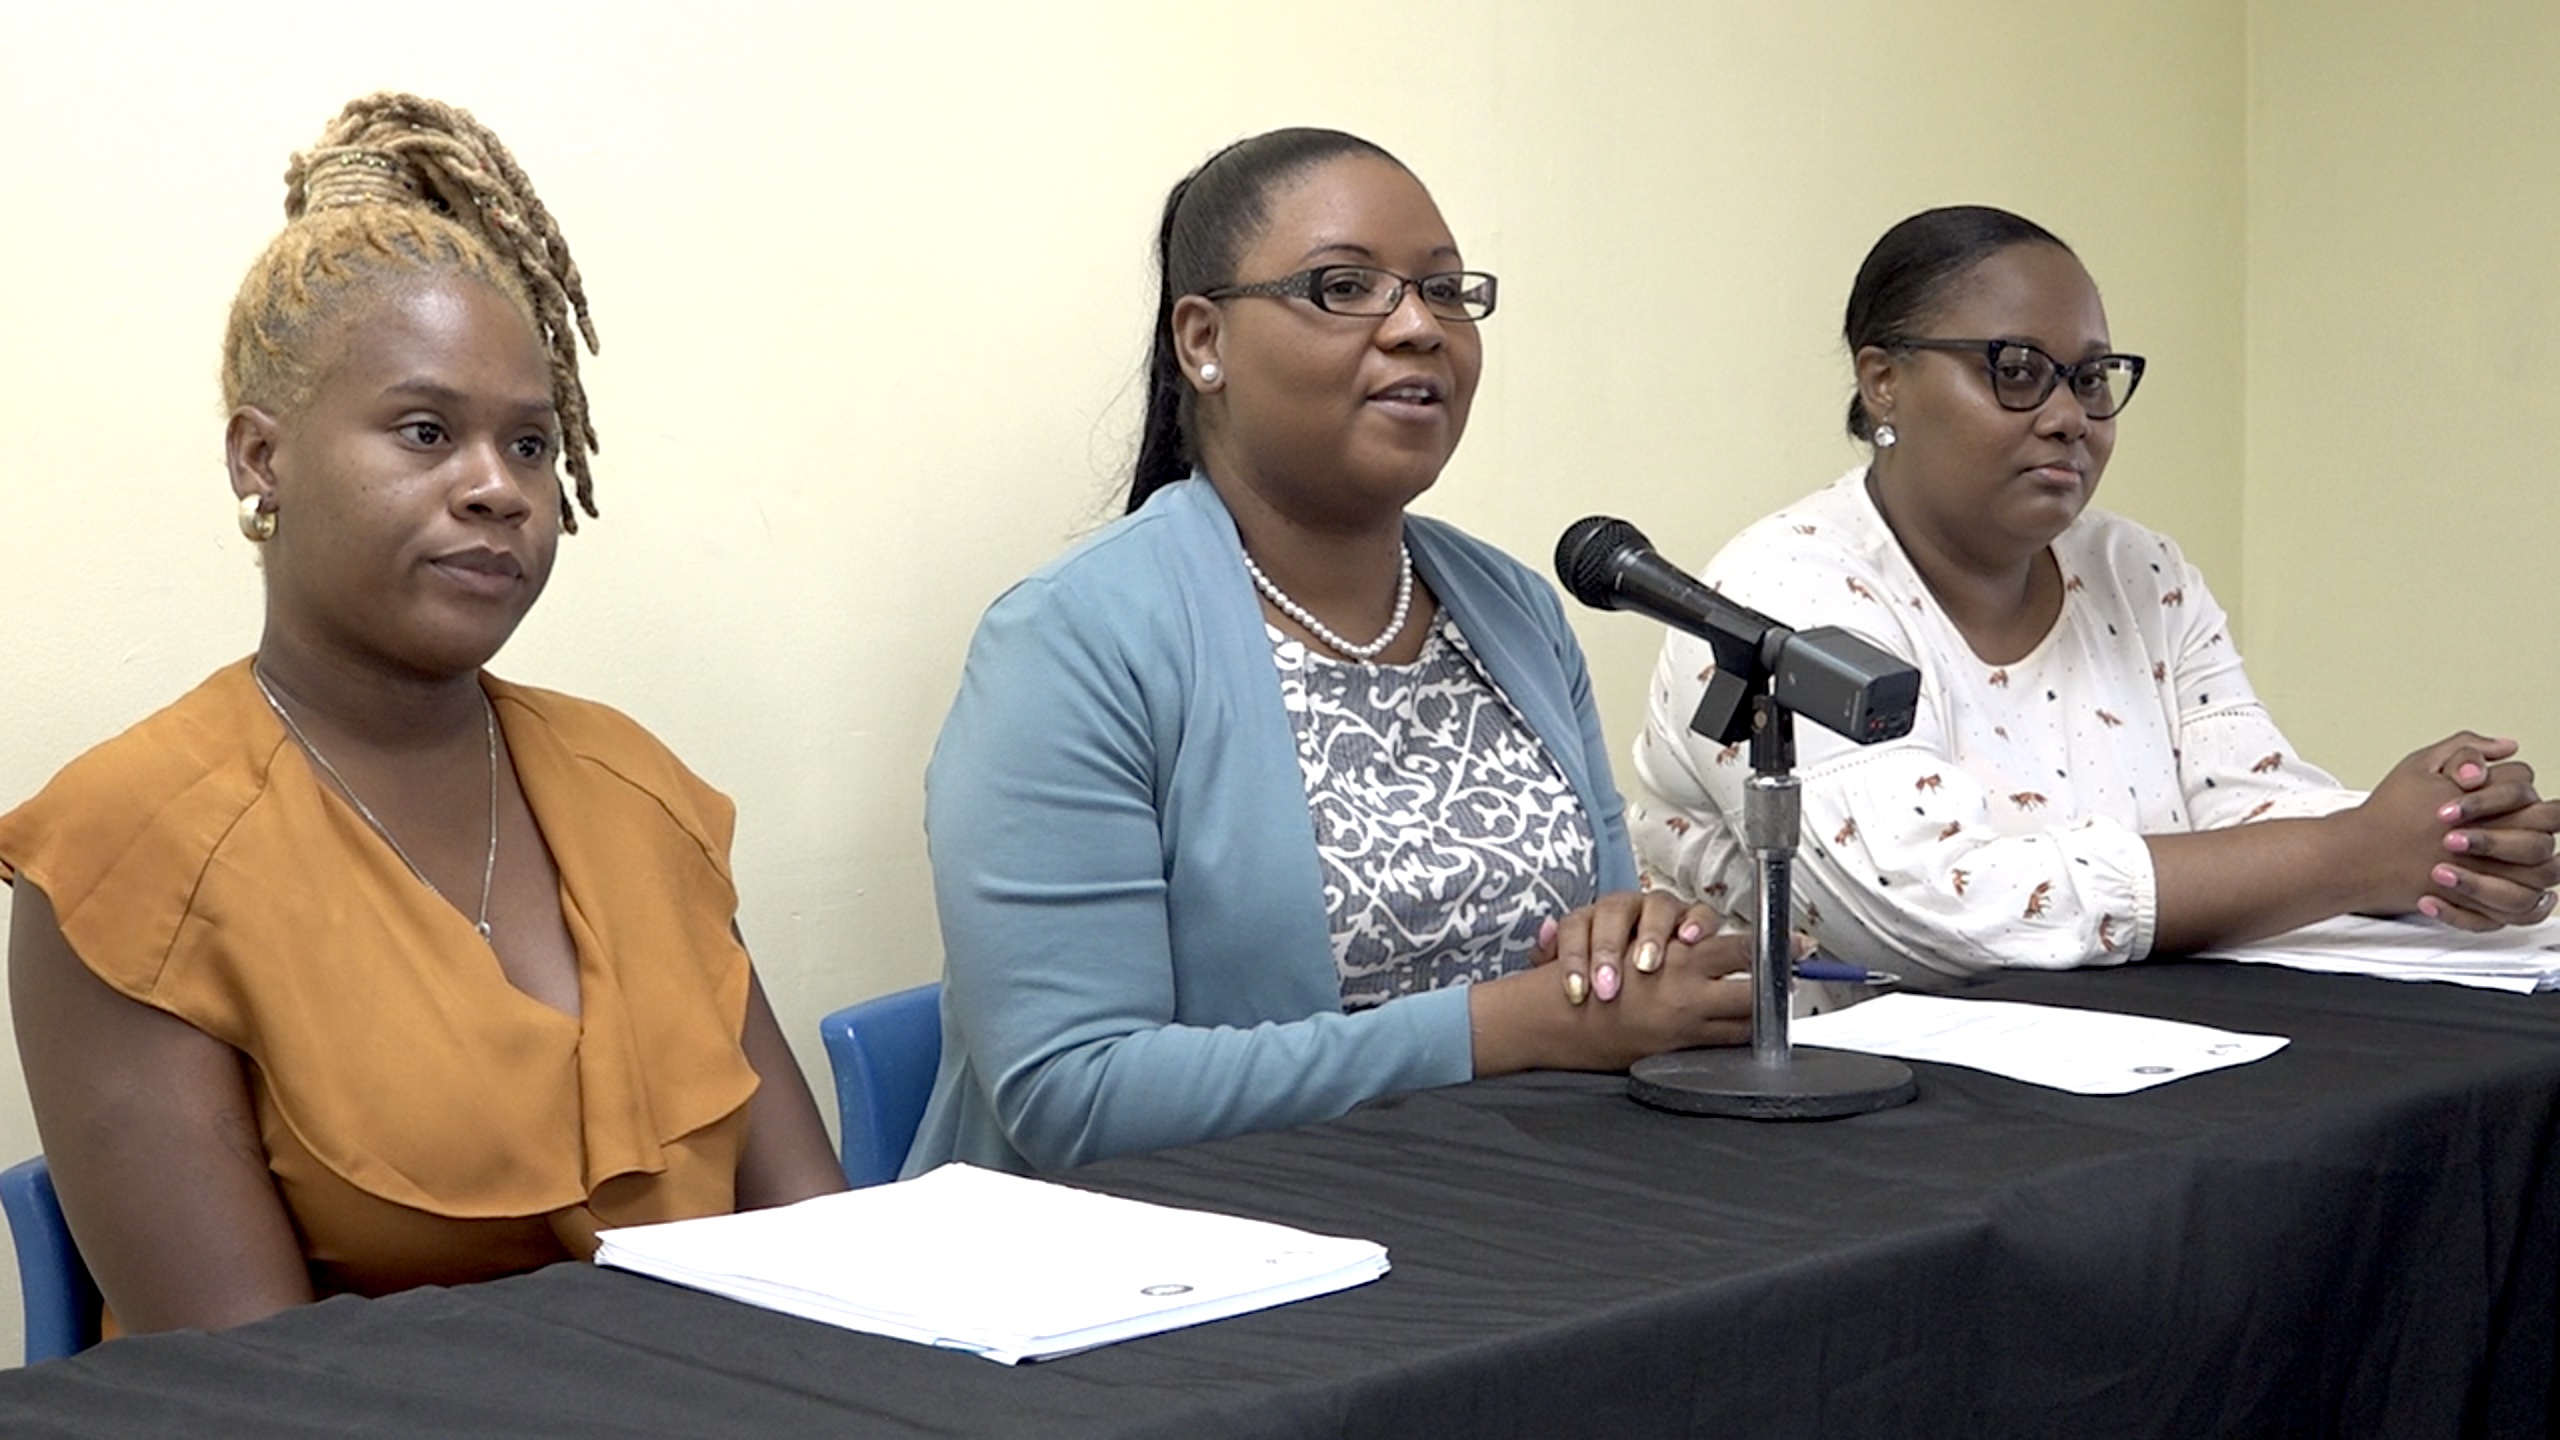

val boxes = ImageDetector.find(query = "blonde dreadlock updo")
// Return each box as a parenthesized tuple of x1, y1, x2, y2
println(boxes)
(221, 93, 601, 530)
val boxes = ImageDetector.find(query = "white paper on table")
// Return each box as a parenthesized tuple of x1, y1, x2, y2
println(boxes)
(1790, 992, 2287, 1094)
(2203, 913, 2560, 993)
(593, 1163, 1388, 1364)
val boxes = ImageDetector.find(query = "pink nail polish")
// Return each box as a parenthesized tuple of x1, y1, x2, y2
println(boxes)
(2461, 764, 2485, 785)
(1679, 923, 1704, 942)
(2433, 865, 2461, 888)
(1594, 964, 1620, 1002)
(2439, 803, 2463, 822)
(1538, 918, 1557, 946)
(2445, 832, 2472, 854)
(2418, 897, 2442, 919)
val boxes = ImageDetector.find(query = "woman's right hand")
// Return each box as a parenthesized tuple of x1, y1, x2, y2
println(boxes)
(1470, 902, 1753, 1076)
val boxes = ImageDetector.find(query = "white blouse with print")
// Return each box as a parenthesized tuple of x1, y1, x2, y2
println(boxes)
(1629, 469, 2357, 981)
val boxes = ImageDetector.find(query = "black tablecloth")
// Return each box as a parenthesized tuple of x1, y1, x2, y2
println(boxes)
(6, 961, 2557, 1438)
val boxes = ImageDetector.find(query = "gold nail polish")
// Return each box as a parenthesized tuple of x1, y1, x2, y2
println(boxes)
(1565, 971, 1590, 1006)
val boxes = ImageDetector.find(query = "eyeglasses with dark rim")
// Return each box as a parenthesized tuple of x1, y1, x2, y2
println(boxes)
(1893, 338, 2147, 419)
(1203, 264, 1499, 323)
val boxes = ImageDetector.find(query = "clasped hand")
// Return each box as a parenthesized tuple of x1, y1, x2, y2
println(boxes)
(2368, 733, 2560, 930)
(1508, 890, 1756, 1071)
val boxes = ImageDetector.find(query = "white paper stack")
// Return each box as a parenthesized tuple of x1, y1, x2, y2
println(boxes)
(2205, 913, 2560, 993)
(593, 1163, 1389, 1364)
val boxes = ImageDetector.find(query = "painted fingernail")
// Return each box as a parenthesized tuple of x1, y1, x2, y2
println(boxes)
(1538, 917, 1558, 947)
(1594, 964, 1621, 1002)
(2460, 764, 2485, 785)
(1633, 940, 1663, 974)
(2418, 897, 2444, 920)
(1678, 922, 1704, 942)
(2445, 831, 2473, 853)
(2439, 802, 2464, 822)
(1565, 971, 1589, 1006)
(2433, 865, 2462, 889)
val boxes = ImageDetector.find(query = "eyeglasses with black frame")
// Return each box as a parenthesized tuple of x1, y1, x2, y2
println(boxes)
(1893, 338, 2147, 419)
(1203, 264, 1498, 323)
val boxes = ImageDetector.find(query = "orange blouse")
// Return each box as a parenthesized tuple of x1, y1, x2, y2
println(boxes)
(0, 661, 761, 1298)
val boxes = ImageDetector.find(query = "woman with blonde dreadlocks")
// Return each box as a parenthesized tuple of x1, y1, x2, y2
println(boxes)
(0, 94, 844, 1336)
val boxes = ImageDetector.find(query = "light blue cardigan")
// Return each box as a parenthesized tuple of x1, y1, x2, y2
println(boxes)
(907, 478, 1635, 1174)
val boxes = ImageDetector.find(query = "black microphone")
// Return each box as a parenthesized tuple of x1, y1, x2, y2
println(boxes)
(1554, 516, 1920, 747)
(1554, 516, 1788, 654)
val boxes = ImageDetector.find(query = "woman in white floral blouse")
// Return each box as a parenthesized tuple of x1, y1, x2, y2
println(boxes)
(1631, 205, 2559, 982)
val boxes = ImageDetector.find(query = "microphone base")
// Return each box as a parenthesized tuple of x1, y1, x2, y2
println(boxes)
(1628, 1046, 1916, 1121)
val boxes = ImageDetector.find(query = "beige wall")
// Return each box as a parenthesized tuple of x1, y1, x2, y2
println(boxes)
(0, 0, 2532, 1364)
(2244, 0, 2560, 783)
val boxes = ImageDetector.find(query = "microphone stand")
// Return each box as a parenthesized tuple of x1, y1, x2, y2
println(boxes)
(1549, 514, 1922, 1118)
(1626, 689, 1917, 1120)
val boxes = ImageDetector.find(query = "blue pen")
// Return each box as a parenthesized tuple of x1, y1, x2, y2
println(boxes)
(1792, 958, 1900, 986)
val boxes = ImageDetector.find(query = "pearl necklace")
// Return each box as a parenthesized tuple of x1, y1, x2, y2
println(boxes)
(1240, 543, 1415, 663)
(254, 666, 500, 942)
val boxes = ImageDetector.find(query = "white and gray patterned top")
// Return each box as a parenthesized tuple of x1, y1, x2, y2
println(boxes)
(1271, 613, 1598, 1010)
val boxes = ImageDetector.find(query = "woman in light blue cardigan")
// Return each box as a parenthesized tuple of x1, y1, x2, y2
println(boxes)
(909, 130, 1753, 1175)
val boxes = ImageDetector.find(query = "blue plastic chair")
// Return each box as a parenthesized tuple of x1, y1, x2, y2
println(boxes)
(817, 983, 943, 1188)
(2, 1156, 102, 1363)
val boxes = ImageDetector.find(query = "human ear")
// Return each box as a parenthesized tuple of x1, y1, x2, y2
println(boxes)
(1171, 295, 1225, 392)
(225, 407, 284, 506)
(1853, 346, 1900, 431)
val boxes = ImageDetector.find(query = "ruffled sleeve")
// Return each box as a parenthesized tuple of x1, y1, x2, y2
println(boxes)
(0, 663, 758, 1222)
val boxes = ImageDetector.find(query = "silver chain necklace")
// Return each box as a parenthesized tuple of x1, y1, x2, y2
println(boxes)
(252, 666, 500, 942)
(1240, 543, 1415, 663)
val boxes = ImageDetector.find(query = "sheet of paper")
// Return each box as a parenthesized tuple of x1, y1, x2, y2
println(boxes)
(2203, 913, 2560, 993)
(594, 1164, 1388, 1364)
(1791, 992, 2287, 1094)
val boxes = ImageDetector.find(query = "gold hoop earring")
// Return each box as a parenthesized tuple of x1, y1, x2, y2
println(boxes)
(238, 495, 276, 542)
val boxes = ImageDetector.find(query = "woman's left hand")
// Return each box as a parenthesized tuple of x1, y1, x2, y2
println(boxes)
(1531, 890, 1723, 1005)
(2433, 749, 2560, 927)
